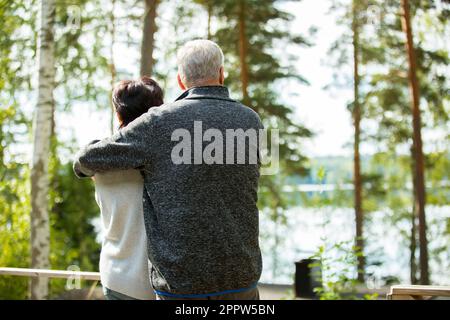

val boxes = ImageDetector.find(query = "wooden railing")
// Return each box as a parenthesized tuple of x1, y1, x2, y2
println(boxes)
(0, 267, 100, 280)
(387, 285, 450, 300)
(2, 267, 450, 300)
(0, 267, 101, 300)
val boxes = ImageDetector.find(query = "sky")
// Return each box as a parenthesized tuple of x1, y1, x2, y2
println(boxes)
(61, 0, 358, 159)
(283, 0, 355, 157)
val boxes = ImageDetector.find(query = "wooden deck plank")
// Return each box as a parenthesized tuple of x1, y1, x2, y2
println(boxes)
(388, 285, 450, 300)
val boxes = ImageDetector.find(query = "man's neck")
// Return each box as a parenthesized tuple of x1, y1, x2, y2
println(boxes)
(186, 80, 222, 89)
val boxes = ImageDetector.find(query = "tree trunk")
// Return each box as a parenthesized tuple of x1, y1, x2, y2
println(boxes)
(207, 2, 212, 39)
(409, 147, 418, 284)
(30, 0, 56, 300)
(238, 0, 250, 105)
(400, 0, 429, 285)
(272, 209, 279, 280)
(352, 0, 364, 283)
(140, 0, 158, 77)
(109, 0, 117, 134)
(410, 209, 418, 283)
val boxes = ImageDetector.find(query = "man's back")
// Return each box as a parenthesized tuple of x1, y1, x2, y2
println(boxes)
(142, 86, 263, 296)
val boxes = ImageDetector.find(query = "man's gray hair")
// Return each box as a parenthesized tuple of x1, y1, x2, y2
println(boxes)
(177, 39, 224, 87)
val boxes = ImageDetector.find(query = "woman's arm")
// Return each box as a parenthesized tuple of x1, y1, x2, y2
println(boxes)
(73, 111, 158, 178)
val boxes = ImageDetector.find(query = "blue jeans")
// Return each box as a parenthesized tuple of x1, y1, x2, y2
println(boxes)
(103, 287, 138, 300)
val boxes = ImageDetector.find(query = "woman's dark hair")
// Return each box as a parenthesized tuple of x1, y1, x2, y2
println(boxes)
(112, 76, 164, 128)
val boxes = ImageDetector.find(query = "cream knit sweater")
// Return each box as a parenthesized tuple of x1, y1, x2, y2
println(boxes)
(94, 169, 154, 300)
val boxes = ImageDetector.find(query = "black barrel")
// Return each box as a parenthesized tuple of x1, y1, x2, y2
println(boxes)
(294, 258, 322, 299)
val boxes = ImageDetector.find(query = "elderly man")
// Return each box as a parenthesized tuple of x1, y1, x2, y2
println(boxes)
(74, 40, 263, 300)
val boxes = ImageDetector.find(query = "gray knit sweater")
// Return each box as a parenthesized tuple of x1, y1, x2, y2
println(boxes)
(73, 86, 263, 296)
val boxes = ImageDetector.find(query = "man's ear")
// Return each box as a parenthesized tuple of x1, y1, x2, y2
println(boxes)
(177, 74, 187, 91)
(219, 66, 225, 85)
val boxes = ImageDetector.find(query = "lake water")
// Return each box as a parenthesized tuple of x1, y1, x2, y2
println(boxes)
(259, 205, 450, 286)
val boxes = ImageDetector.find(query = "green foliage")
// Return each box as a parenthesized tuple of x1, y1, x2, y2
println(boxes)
(362, 0, 449, 147)
(0, 0, 37, 95)
(0, 0, 104, 298)
(47, 141, 101, 298)
(0, 162, 31, 299)
(54, 0, 116, 112)
(426, 151, 450, 205)
(310, 241, 378, 300)
(0, 5, 33, 291)
(0, 103, 31, 299)
(0, 114, 101, 299)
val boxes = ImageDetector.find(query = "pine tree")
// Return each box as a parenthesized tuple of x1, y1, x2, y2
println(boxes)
(327, 0, 372, 281)
(212, 0, 313, 174)
(400, 0, 428, 285)
(363, 0, 449, 284)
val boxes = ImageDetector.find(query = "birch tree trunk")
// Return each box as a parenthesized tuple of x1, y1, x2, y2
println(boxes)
(140, 0, 159, 77)
(352, 0, 364, 283)
(30, 0, 55, 300)
(400, 0, 429, 285)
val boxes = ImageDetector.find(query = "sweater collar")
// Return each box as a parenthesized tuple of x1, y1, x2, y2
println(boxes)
(174, 86, 233, 102)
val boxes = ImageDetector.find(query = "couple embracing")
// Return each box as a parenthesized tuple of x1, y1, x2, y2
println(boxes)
(74, 40, 263, 300)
